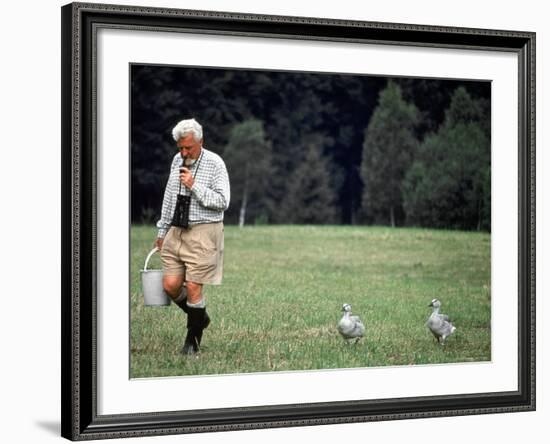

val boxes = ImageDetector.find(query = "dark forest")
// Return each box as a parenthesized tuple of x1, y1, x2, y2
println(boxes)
(131, 64, 491, 231)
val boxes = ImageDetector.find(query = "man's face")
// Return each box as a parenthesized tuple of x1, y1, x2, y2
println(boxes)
(177, 133, 202, 159)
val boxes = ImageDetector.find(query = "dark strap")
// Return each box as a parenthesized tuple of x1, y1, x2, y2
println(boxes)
(178, 149, 204, 196)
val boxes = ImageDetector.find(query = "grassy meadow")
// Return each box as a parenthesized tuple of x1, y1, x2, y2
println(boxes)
(130, 224, 491, 378)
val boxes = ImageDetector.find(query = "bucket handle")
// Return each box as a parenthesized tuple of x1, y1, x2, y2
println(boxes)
(143, 247, 159, 271)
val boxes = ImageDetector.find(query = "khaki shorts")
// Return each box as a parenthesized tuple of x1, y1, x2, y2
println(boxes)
(160, 223, 224, 284)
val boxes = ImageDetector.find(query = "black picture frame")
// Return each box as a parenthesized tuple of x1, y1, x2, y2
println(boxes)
(61, 2, 536, 440)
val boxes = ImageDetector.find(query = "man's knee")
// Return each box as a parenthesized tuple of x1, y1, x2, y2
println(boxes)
(186, 281, 203, 304)
(163, 275, 184, 297)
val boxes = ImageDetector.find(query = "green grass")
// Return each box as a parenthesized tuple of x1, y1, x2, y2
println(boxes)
(130, 224, 491, 378)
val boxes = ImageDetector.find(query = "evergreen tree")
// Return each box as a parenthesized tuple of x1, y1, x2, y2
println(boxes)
(224, 119, 273, 226)
(280, 141, 338, 224)
(402, 87, 491, 230)
(360, 81, 419, 226)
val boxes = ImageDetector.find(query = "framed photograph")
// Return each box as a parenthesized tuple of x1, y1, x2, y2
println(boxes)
(61, 2, 535, 440)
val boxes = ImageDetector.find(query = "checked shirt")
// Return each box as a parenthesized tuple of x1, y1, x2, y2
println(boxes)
(156, 147, 230, 238)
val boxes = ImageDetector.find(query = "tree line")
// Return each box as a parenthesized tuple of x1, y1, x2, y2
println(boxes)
(131, 65, 490, 231)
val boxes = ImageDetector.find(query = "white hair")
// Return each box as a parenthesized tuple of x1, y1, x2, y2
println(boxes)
(172, 118, 203, 142)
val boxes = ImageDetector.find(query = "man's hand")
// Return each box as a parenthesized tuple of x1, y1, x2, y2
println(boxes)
(155, 237, 164, 251)
(180, 167, 194, 189)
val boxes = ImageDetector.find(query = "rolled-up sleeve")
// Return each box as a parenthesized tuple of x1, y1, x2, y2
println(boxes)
(191, 162, 230, 211)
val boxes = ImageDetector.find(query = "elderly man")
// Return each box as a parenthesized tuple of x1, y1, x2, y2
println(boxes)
(155, 118, 230, 355)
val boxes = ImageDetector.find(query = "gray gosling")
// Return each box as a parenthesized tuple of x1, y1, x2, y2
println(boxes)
(426, 299, 456, 345)
(337, 303, 365, 344)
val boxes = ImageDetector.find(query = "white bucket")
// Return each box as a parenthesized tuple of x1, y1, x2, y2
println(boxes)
(140, 247, 171, 306)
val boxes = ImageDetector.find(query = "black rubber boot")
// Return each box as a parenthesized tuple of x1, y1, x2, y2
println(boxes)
(174, 295, 189, 314)
(179, 305, 210, 346)
(173, 286, 189, 314)
(181, 329, 198, 355)
(181, 306, 207, 355)
(195, 311, 210, 346)
(175, 289, 210, 347)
